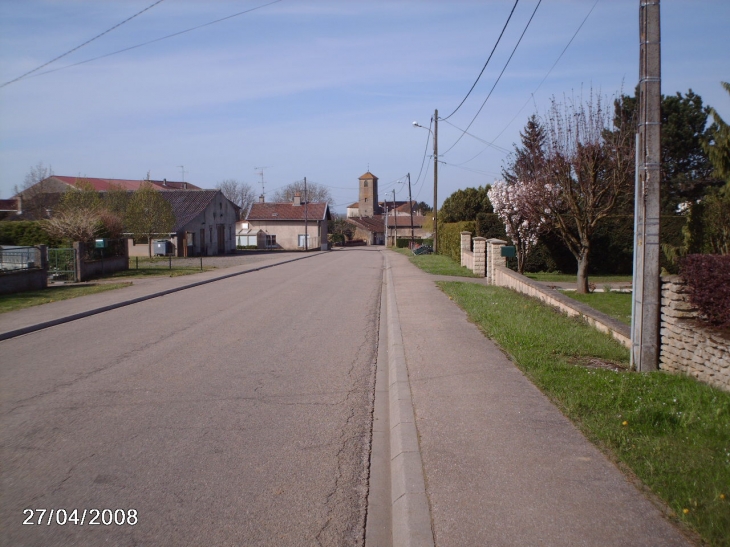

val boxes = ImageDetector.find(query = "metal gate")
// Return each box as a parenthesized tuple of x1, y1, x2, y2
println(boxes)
(47, 248, 77, 281)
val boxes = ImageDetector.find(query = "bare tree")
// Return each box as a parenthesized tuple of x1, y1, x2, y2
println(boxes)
(272, 181, 332, 204)
(539, 92, 634, 292)
(15, 161, 57, 219)
(215, 179, 255, 219)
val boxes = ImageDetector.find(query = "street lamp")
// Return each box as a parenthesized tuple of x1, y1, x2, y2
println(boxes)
(413, 110, 438, 253)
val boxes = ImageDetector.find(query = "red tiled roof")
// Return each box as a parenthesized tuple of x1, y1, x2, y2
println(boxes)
(359, 171, 378, 180)
(247, 202, 330, 221)
(47, 176, 201, 191)
(347, 216, 385, 233)
(346, 202, 360, 209)
(387, 214, 426, 227)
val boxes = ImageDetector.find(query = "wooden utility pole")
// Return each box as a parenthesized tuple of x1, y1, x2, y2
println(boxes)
(407, 173, 415, 248)
(433, 109, 439, 253)
(392, 189, 397, 246)
(304, 177, 308, 251)
(631, 0, 661, 371)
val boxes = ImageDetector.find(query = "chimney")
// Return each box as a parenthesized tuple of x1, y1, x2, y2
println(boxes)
(183, 182, 188, 189)
(293, 192, 301, 206)
(16, 194, 22, 215)
(259, 195, 265, 203)
(163, 178, 167, 186)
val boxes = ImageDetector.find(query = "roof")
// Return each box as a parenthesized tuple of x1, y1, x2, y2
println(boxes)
(347, 216, 385, 233)
(160, 190, 220, 232)
(359, 171, 378, 180)
(45, 176, 201, 192)
(347, 202, 360, 209)
(387, 214, 426, 227)
(246, 202, 330, 221)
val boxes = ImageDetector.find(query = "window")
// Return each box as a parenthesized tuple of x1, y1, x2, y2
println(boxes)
(298, 234, 311, 248)
(364, 180, 368, 187)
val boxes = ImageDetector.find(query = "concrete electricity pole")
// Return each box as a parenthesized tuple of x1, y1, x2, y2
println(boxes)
(406, 173, 415, 248)
(631, 0, 661, 371)
(304, 177, 308, 251)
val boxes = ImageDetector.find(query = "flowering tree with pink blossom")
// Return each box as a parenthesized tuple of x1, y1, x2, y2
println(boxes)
(488, 181, 546, 274)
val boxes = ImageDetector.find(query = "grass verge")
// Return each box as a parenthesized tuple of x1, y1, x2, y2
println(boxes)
(0, 283, 132, 314)
(391, 248, 477, 277)
(526, 272, 633, 283)
(439, 281, 730, 546)
(108, 267, 215, 278)
(565, 291, 633, 325)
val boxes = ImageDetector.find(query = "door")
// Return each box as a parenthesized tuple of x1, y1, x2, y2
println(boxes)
(217, 225, 225, 254)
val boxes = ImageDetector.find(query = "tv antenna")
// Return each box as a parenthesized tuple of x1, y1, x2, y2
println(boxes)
(255, 166, 271, 196)
(178, 165, 186, 183)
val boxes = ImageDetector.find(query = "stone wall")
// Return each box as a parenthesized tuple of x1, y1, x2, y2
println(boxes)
(660, 276, 730, 391)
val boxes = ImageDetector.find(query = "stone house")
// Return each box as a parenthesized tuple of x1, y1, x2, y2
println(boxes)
(245, 194, 331, 251)
(127, 190, 238, 257)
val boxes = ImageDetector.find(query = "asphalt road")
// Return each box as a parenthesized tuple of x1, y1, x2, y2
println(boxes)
(1, 248, 384, 547)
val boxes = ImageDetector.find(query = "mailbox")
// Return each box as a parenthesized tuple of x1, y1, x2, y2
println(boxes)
(500, 246, 516, 258)
(95, 238, 107, 248)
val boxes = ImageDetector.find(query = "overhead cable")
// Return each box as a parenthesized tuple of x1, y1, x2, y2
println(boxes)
(442, 0, 520, 121)
(23, 0, 283, 82)
(442, 0, 542, 157)
(1, 0, 166, 88)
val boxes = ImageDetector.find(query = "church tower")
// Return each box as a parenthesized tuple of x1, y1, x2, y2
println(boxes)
(358, 171, 379, 217)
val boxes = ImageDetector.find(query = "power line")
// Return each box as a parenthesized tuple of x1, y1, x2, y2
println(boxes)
(440, 119, 510, 154)
(23, 0, 283, 82)
(442, 0, 520, 121)
(1, 0, 166, 88)
(442, 0, 542, 157)
(489, 0, 600, 144)
(413, 118, 433, 189)
(451, 0, 600, 169)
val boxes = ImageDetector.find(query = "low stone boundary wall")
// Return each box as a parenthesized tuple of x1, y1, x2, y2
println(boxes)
(74, 241, 129, 282)
(660, 276, 729, 391)
(493, 265, 631, 348)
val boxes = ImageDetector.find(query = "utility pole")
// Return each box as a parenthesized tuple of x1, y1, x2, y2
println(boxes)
(433, 109, 439, 254)
(392, 189, 397, 246)
(631, 0, 661, 371)
(304, 177, 309, 251)
(406, 173, 415, 248)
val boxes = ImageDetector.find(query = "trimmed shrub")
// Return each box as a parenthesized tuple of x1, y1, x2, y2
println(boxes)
(437, 221, 475, 262)
(679, 254, 730, 328)
(475, 212, 507, 239)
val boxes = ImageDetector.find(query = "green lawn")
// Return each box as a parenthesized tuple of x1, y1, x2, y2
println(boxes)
(0, 283, 132, 314)
(566, 291, 633, 325)
(439, 281, 730, 547)
(391, 248, 478, 277)
(526, 272, 633, 283)
(108, 267, 215, 278)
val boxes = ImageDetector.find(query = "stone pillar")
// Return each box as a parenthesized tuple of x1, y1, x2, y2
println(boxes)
(486, 238, 507, 284)
(460, 231, 472, 267)
(73, 241, 84, 282)
(473, 237, 487, 277)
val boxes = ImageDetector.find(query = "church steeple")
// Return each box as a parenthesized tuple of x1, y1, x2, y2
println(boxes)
(358, 171, 379, 217)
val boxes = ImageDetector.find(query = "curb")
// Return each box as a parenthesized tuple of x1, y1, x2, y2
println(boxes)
(384, 254, 435, 547)
(0, 251, 326, 342)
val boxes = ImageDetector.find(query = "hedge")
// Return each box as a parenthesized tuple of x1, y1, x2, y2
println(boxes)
(437, 221, 475, 262)
(679, 254, 730, 328)
(0, 220, 62, 247)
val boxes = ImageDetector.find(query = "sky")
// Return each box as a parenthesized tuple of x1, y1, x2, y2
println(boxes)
(1, 0, 728, 213)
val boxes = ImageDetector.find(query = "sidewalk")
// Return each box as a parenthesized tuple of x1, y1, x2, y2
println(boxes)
(384, 251, 692, 546)
(0, 252, 324, 340)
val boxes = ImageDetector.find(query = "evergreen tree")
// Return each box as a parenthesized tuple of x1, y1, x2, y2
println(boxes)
(439, 186, 493, 223)
(502, 114, 546, 185)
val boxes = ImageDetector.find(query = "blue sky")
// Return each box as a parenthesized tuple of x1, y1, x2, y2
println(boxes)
(1, 0, 728, 213)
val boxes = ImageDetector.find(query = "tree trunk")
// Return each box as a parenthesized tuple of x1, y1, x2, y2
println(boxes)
(148, 238, 152, 258)
(576, 248, 590, 293)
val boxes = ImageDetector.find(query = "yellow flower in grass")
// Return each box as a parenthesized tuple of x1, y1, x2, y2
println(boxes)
(683, 508, 690, 515)
(622, 420, 628, 426)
